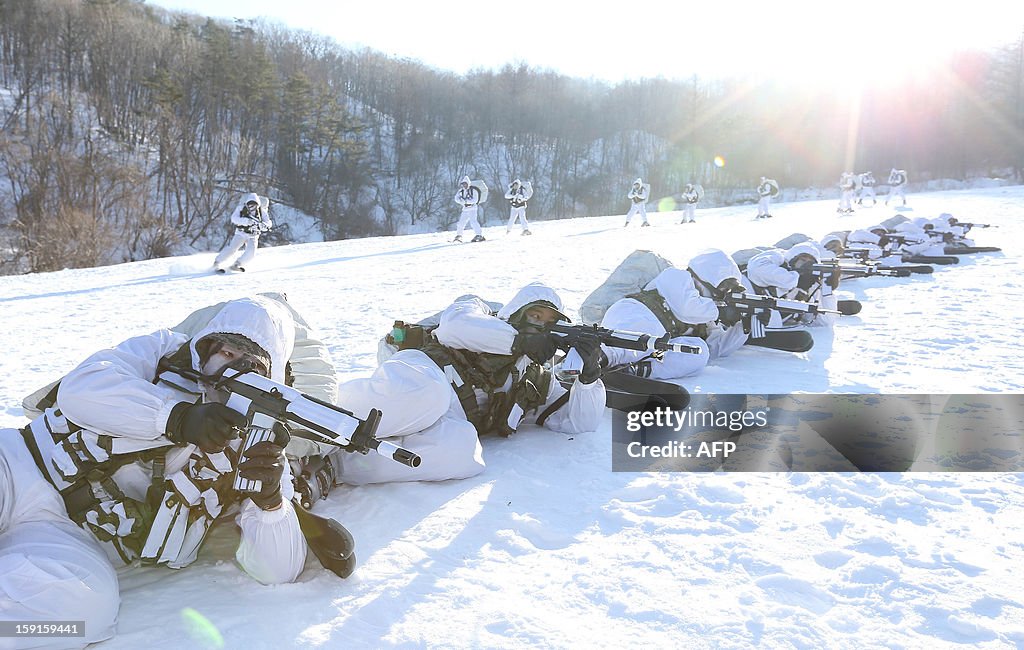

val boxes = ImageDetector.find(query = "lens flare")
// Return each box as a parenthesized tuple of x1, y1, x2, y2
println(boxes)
(657, 196, 677, 212)
(714, 156, 726, 168)
(181, 608, 224, 649)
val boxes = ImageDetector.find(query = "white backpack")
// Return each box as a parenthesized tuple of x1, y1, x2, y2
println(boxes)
(579, 250, 675, 325)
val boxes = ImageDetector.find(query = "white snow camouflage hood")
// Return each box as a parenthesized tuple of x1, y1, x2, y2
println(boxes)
(189, 296, 296, 383)
(686, 249, 743, 288)
(644, 268, 720, 324)
(497, 282, 569, 323)
(784, 242, 822, 264)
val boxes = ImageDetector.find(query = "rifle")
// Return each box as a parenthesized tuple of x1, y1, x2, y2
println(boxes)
(548, 322, 704, 356)
(167, 363, 416, 580)
(718, 291, 842, 317)
(812, 262, 910, 279)
(548, 322, 703, 378)
(882, 232, 924, 244)
(956, 222, 994, 229)
(842, 247, 874, 261)
(169, 364, 421, 475)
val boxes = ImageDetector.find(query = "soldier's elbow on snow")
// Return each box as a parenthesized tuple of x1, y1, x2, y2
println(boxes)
(236, 541, 307, 586)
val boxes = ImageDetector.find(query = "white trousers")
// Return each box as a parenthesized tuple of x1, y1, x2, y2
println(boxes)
(705, 323, 750, 360)
(625, 202, 648, 224)
(600, 300, 710, 378)
(681, 203, 696, 222)
(0, 432, 119, 649)
(887, 185, 906, 205)
(506, 206, 529, 231)
(757, 196, 772, 216)
(214, 231, 259, 268)
(333, 351, 486, 485)
(858, 187, 876, 204)
(839, 190, 854, 211)
(456, 206, 482, 238)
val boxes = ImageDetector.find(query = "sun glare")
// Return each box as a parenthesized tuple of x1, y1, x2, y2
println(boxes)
(148, 1, 1023, 87)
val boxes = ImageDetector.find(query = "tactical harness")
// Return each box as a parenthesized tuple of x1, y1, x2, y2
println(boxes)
(390, 323, 556, 437)
(18, 342, 249, 568)
(625, 289, 708, 340)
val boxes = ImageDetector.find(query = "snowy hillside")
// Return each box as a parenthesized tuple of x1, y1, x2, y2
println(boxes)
(1, 186, 1023, 648)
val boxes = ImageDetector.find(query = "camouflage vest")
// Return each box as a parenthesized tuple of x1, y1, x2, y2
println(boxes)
(418, 338, 552, 437)
(625, 289, 707, 340)
(18, 343, 240, 567)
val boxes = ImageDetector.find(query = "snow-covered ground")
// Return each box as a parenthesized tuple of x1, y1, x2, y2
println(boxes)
(1, 186, 1023, 648)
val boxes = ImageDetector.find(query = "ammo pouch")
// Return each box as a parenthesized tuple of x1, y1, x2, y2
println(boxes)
(59, 475, 153, 564)
(419, 342, 553, 437)
(21, 404, 234, 568)
(478, 363, 552, 437)
(385, 322, 427, 351)
(141, 455, 232, 569)
(20, 408, 175, 564)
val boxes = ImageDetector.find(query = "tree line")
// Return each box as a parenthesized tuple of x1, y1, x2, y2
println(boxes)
(1, 0, 1022, 273)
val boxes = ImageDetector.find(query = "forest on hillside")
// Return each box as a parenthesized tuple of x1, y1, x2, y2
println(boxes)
(1, 0, 1022, 273)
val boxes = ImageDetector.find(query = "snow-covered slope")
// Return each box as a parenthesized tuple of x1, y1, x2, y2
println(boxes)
(1, 186, 1022, 648)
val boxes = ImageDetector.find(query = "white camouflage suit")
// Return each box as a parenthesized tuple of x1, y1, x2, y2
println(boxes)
(857, 172, 877, 205)
(886, 169, 908, 205)
(685, 250, 751, 359)
(333, 283, 606, 485)
(625, 179, 650, 225)
(756, 177, 778, 218)
(214, 192, 272, 270)
(599, 268, 714, 379)
(890, 220, 946, 257)
(745, 243, 840, 328)
(838, 172, 856, 213)
(680, 185, 700, 223)
(504, 180, 531, 233)
(0, 297, 307, 648)
(454, 176, 483, 239)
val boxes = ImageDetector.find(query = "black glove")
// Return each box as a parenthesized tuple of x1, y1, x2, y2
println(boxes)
(796, 268, 817, 291)
(827, 268, 842, 290)
(166, 402, 246, 453)
(513, 332, 559, 363)
(573, 335, 605, 385)
(718, 304, 743, 327)
(237, 441, 286, 510)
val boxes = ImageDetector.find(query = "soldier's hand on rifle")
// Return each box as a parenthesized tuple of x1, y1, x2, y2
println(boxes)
(513, 332, 560, 363)
(827, 268, 842, 290)
(796, 268, 817, 291)
(718, 304, 743, 327)
(165, 401, 246, 453)
(573, 335, 605, 385)
(238, 441, 286, 511)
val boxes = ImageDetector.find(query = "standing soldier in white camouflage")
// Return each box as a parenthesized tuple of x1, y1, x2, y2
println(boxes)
(452, 176, 487, 243)
(504, 179, 533, 235)
(837, 172, 856, 215)
(214, 192, 272, 272)
(755, 177, 779, 219)
(679, 183, 702, 224)
(624, 178, 651, 227)
(886, 168, 908, 206)
(857, 171, 877, 206)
